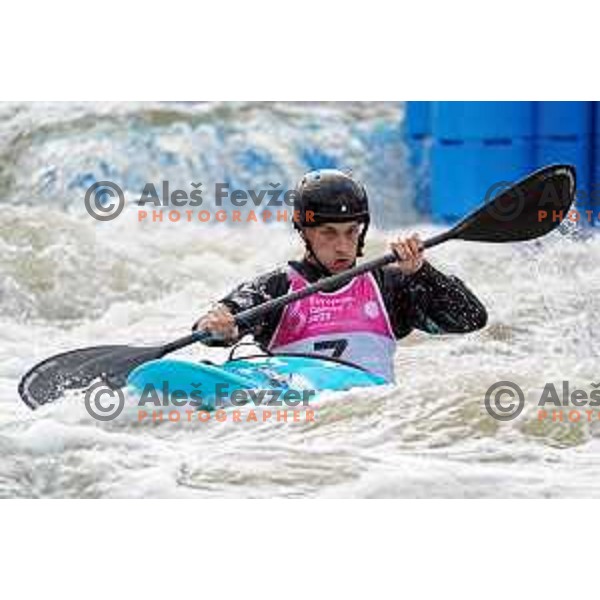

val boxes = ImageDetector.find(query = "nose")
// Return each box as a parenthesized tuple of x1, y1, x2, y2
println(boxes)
(335, 237, 355, 255)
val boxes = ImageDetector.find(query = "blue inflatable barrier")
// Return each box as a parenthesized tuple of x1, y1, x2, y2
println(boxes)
(590, 143, 600, 220)
(432, 101, 534, 141)
(404, 101, 600, 224)
(406, 137, 432, 215)
(431, 139, 532, 222)
(536, 102, 592, 138)
(534, 139, 591, 214)
(594, 103, 600, 137)
(405, 101, 432, 138)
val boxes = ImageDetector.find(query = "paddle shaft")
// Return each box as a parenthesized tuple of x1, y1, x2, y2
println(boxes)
(18, 165, 577, 410)
(161, 229, 456, 355)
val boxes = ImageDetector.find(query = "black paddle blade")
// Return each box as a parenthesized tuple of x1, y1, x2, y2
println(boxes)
(18, 344, 167, 409)
(453, 164, 576, 243)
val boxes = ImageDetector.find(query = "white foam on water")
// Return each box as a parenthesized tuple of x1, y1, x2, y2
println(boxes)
(1, 102, 599, 497)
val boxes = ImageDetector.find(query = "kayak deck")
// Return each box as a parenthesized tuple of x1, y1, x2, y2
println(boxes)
(127, 354, 386, 410)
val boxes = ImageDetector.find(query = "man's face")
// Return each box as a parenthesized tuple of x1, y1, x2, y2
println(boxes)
(303, 221, 362, 273)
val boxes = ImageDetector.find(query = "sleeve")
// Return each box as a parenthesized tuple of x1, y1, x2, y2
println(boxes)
(382, 261, 488, 338)
(196, 267, 290, 347)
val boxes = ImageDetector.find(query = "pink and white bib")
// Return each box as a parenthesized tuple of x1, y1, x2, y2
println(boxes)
(268, 267, 397, 382)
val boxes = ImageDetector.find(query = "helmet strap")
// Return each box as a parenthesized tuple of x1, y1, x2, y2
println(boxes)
(356, 216, 369, 258)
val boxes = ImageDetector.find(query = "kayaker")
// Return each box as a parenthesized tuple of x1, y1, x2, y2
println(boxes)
(193, 169, 488, 382)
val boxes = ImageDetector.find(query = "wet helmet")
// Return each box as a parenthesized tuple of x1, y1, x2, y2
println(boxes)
(293, 169, 370, 257)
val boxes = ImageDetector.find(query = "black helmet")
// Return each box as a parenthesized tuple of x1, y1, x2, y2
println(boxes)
(293, 169, 370, 256)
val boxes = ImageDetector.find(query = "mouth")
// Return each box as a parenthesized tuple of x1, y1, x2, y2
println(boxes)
(332, 259, 352, 270)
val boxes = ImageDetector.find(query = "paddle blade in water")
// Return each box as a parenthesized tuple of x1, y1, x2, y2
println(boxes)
(18, 344, 168, 409)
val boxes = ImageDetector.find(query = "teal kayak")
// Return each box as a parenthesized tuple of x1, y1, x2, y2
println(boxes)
(127, 353, 386, 410)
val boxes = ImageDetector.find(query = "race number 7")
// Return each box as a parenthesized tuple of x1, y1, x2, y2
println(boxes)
(313, 339, 348, 358)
